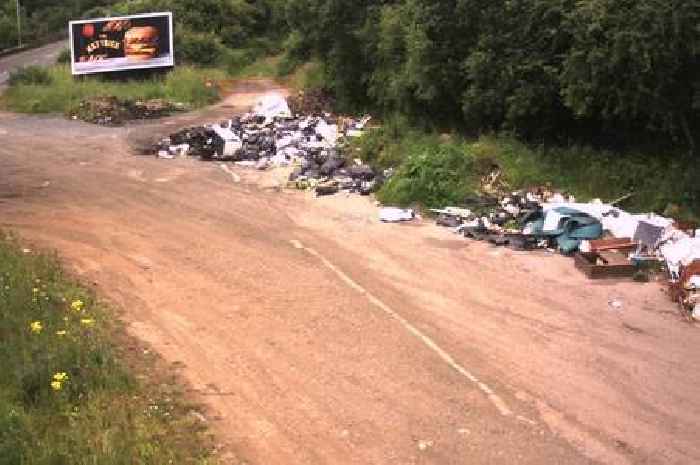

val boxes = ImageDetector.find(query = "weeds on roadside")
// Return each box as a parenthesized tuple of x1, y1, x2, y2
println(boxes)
(7, 66, 53, 86)
(1, 65, 224, 114)
(0, 234, 213, 465)
(353, 124, 698, 220)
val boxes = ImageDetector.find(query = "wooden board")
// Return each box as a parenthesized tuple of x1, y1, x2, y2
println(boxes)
(574, 252, 637, 279)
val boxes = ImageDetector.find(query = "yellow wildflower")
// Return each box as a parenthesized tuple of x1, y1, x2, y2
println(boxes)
(50, 381, 62, 391)
(29, 321, 43, 334)
(56, 330, 67, 336)
(70, 299, 84, 312)
(80, 318, 95, 327)
(53, 372, 69, 382)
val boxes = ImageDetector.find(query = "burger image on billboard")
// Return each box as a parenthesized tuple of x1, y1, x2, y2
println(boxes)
(70, 12, 174, 75)
(124, 26, 160, 60)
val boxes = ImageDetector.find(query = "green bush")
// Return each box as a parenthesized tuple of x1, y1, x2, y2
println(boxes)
(175, 29, 226, 67)
(275, 31, 309, 77)
(8, 66, 52, 86)
(0, 15, 17, 51)
(377, 136, 479, 208)
(279, 0, 698, 151)
(56, 48, 71, 65)
(362, 126, 699, 220)
(223, 48, 258, 75)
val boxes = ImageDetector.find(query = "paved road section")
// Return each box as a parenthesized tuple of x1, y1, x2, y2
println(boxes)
(0, 41, 66, 87)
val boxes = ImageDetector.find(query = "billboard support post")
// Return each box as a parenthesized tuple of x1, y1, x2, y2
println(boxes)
(15, 0, 21, 47)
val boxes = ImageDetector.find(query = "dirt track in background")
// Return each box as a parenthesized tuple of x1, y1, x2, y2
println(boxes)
(0, 41, 65, 87)
(1, 79, 699, 465)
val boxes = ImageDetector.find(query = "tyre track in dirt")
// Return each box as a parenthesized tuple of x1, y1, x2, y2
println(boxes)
(1, 80, 698, 464)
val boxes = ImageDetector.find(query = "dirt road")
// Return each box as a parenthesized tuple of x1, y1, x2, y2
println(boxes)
(1, 81, 698, 465)
(0, 41, 65, 87)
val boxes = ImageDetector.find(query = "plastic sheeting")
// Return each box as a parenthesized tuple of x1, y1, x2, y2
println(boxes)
(315, 119, 340, 146)
(660, 237, 700, 267)
(210, 124, 243, 157)
(253, 94, 292, 122)
(542, 202, 674, 240)
(379, 208, 415, 223)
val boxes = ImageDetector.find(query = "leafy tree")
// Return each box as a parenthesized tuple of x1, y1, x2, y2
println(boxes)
(561, 0, 699, 150)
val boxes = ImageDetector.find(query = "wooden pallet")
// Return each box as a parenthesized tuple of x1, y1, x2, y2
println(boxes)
(574, 251, 637, 279)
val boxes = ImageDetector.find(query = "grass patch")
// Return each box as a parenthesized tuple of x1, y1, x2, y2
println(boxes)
(284, 61, 327, 91)
(356, 125, 699, 220)
(474, 137, 698, 218)
(1, 65, 225, 114)
(225, 52, 327, 93)
(0, 234, 213, 465)
(230, 54, 283, 78)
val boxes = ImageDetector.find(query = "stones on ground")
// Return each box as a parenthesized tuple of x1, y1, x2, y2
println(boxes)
(417, 439, 434, 451)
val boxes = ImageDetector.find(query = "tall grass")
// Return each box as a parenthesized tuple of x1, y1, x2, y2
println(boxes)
(229, 54, 283, 79)
(0, 235, 212, 465)
(356, 124, 698, 220)
(1, 65, 225, 114)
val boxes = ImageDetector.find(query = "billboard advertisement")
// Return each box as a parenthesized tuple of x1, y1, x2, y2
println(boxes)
(69, 12, 174, 75)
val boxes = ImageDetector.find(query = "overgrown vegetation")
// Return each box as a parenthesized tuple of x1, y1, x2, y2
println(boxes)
(280, 0, 698, 153)
(2, 0, 697, 216)
(106, 0, 286, 72)
(5, 1, 697, 152)
(6, 65, 52, 86)
(0, 234, 212, 464)
(353, 124, 699, 221)
(1, 65, 223, 114)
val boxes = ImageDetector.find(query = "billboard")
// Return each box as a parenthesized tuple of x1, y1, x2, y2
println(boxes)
(69, 12, 174, 75)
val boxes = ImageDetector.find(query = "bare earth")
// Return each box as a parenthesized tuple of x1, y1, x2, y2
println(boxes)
(1, 80, 698, 465)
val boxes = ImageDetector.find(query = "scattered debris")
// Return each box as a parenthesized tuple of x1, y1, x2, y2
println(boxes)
(69, 96, 185, 125)
(417, 439, 434, 452)
(379, 208, 415, 223)
(670, 259, 700, 319)
(575, 251, 637, 279)
(143, 92, 699, 322)
(151, 94, 379, 199)
(429, 187, 699, 319)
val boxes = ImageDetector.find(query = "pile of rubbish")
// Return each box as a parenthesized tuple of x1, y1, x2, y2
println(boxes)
(152, 95, 381, 196)
(149, 94, 700, 321)
(433, 188, 700, 320)
(70, 97, 184, 125)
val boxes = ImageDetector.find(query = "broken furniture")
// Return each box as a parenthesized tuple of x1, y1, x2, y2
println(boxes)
(574, 251, 637, 279)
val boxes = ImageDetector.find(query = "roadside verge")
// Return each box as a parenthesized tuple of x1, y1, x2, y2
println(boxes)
(0, 234, 216, 464)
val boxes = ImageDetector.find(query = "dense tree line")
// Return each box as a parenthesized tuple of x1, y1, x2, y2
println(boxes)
(2, 0, 697, 150)
(280, 0, 699, 150)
